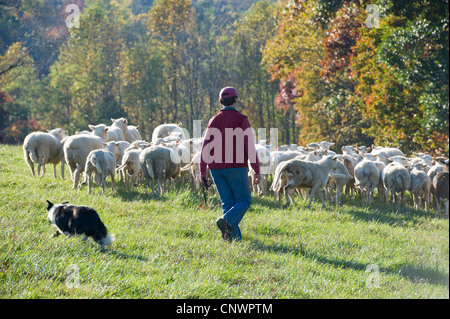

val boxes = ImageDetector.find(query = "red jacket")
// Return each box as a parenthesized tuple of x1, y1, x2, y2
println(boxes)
(200, 107, 260, 175)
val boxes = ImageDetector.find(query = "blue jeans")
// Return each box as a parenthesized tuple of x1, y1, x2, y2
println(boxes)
(210, 166, 252, 241)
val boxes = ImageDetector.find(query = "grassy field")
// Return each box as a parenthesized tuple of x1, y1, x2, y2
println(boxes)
(0, 144, 448, 299)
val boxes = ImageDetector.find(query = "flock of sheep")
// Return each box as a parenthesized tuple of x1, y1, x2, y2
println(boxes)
(22, 118, 449, 218)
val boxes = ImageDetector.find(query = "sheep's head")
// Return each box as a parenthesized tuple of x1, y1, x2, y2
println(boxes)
(388, 156, 410, 166)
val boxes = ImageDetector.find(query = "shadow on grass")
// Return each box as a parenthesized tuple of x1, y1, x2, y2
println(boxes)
(247, 236, 449, 287)
(105, 248, 149, 262)
(344, 201, 439, 226)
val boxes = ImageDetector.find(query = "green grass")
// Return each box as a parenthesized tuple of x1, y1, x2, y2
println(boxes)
(0, 144, 448, 298)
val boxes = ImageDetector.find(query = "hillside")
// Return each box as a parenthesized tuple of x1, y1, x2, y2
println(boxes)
(0, 144, 448, 298)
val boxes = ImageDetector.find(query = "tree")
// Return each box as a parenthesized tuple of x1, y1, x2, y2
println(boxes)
(147, 0, 195, 123)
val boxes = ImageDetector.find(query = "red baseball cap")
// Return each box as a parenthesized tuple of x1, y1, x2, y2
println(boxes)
(219, 87, 238, 99)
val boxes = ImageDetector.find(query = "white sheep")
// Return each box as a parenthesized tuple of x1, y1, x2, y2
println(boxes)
(371, 146, 405, 158)
(88, 124, 109, 142)
(381, 162, 411, 206)
(109, 117, 126, 141)
(152, 123, 185, 145)
(127, 125, 142, 142)
(354, 158, 379, 205)
(250, 144, 271, 195)
(118, 149, 142, 187)
(433, 159, 449, 218)
(359, 153, 386, 202)
(23, 128, 67, 179)
(427, 160, 445, 207)
(326, 160, 351, 206)
(318, 141, 335, 150)
(180, 151, 202, 190)
(409, 163, 432, 210)
(272, 155, 340, 208)
(63, 134, 103, 189)
(85, 146, 117, 194)
(388, 155, 410, 166)
(139, 145, 181, 196)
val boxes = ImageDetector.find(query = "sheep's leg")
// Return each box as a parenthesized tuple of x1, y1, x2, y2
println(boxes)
(101, 176, 106, 194)
(73, 164, 83, 189)
(110, 172, 115, 192)
(307, 186, 318, 209)
(277, 190, 283, 208)
(67, 161, 76, 182)
(437, 198, 441, 217)
(289, 188, 297, 207)
(157, 179, 163, 197)
(37, 161, 42, 177)
(41, 161, 46, 177)
(24, 151, 36, 177)
(445, 200, 449, 219)
(284, 185, 292, 207)
(149, 179, 155, 196)
(52, 163, 57, 179)
(28, 161, 36, 177)
(336, 186, 342, 206)
(87, 172, 92, 194)
(318, 189, 326, 208)
(400, 191, 406, 206)
(60, 157, 65, 180)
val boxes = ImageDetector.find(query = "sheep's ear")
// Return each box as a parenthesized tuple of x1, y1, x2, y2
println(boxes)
(332, 156, 338, 161)
(101, 143, 106, 147)
(368, 146, 372, 152)
(136, 125, 139, 129)
(323, 149, 328, 154)
(111, 118, 116, 122)
(88, 125, 95, 130)
(176, 140, 180, 144)
(330, 143, 335, 146)
(162, 143, 166, 146)
(116, 142, 120, 147)
(104, 128, 109, 132)
(178, 123, 182, 127)
(374, 154, 378, 158)
(313, 151, 317, 155)
(341, 146, 344, 151)
(342, 155, 346, 159)
(47, 129, 51, 133)
(361, 153, 366, 157)
(388, 157, 394, 162)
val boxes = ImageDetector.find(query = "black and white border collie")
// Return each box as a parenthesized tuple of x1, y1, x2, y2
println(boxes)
(46, 200, 114, 250)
